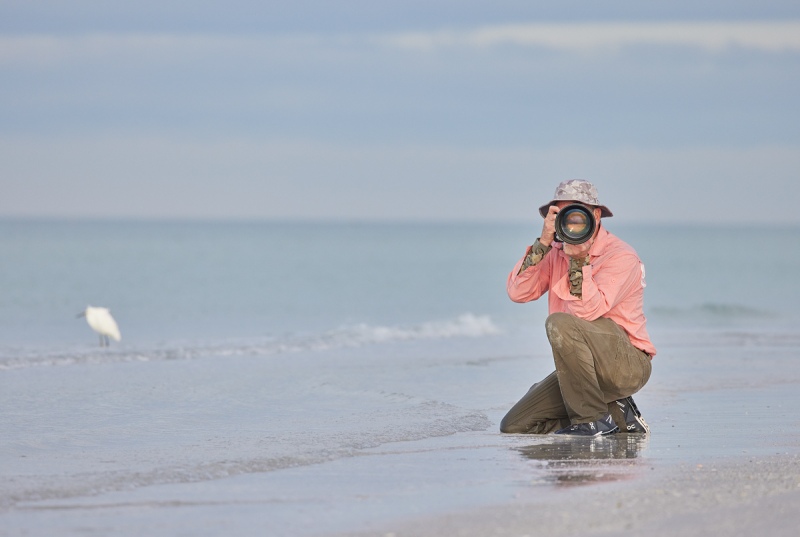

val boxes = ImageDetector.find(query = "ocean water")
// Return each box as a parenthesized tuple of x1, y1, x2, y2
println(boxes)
(1, 220, 799, 535)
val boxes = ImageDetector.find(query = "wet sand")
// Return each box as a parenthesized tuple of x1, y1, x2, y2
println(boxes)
(339, 452, 800, 537)
(329, 378, 800, 537)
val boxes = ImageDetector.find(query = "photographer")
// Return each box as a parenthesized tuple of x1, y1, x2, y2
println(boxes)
(501, 179, 656, 436)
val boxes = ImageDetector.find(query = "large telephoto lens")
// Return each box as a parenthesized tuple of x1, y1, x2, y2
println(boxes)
(555, 204, 596, 245)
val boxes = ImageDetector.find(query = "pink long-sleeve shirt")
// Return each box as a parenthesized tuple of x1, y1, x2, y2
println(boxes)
(507, 226, 656, 357)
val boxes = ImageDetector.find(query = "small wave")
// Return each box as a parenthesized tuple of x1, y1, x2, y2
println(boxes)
(651, 329, 800, 349)
(327, 313, 502, 346)
(0, 313, 501, 371)
(0, 401, 491, 508)
(650, 303, 776, 320)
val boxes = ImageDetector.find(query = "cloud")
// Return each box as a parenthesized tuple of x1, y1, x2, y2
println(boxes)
(0, 34, 300, 66)
(1, 20, 797, 222)
(2, 21, 800, 67)
(382, 21, 800, 53)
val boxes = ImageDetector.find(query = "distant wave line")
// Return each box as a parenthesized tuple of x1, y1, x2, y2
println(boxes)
(649, 302, 776, 319)
(0, 313, 501, 371)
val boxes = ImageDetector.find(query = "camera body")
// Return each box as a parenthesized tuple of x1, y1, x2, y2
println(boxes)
(554, 203, 597, 245)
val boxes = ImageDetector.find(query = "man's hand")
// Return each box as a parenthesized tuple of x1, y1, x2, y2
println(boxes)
(540, 205, 559, 247)
(542, 203, 596, 259)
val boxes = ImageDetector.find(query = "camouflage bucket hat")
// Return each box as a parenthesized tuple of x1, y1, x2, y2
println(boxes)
(538, 179, 613, 218)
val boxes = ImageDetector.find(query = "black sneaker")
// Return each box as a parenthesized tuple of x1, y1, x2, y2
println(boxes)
(555, 414, 618, 436)
(615, 396, 650, 434)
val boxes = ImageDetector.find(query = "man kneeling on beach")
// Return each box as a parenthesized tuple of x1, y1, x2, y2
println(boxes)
(501, 179, 656, 436)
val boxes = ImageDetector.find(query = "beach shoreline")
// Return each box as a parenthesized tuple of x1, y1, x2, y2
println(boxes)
(5, 387, 799, 537)
(3, 335, 800, 537)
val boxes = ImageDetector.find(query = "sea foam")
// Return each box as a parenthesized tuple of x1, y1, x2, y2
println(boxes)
(0, 313, 501, 371)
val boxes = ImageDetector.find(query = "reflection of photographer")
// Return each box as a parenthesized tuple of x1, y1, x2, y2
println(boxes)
(501, 179, 656, 437)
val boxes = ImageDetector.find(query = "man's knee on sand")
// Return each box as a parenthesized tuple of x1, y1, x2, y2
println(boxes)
(500, 415, 571, 434)
(499, 415, 526, 434)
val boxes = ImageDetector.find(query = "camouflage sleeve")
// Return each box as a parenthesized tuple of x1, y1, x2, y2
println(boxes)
(569, 256, 590, 297)
(519, 239, 552, 272)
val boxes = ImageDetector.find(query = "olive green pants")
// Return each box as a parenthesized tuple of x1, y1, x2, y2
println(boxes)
(500, 313, 652, 434)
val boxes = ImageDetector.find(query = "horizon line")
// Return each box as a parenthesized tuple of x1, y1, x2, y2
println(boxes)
(0, 215, 796, 228)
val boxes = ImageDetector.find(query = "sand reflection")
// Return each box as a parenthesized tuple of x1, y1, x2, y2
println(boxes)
(516, 435, 649, 487)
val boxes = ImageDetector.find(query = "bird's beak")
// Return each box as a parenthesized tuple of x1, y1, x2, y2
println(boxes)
(76, 311, 86, 318)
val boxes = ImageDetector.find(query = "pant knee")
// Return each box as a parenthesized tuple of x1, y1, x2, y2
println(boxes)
(499, 415, 522, 434)
(545, 312, 575, 348)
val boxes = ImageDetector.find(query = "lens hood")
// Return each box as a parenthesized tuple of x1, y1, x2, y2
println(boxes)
(555, 204, 596, 245)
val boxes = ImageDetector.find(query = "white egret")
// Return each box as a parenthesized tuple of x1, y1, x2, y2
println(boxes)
(77, 306, 122, 347)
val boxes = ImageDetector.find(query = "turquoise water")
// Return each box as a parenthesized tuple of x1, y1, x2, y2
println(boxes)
(1, 220, 799, 535)
(0, 220, 525, 348)
(1, 220, 795, 350)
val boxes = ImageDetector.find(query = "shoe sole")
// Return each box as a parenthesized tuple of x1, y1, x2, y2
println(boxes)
(556, 426, 619, 437)
(595, 426, 619, 437)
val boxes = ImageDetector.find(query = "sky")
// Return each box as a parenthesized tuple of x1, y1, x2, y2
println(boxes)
(1, 1, 799, 223)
